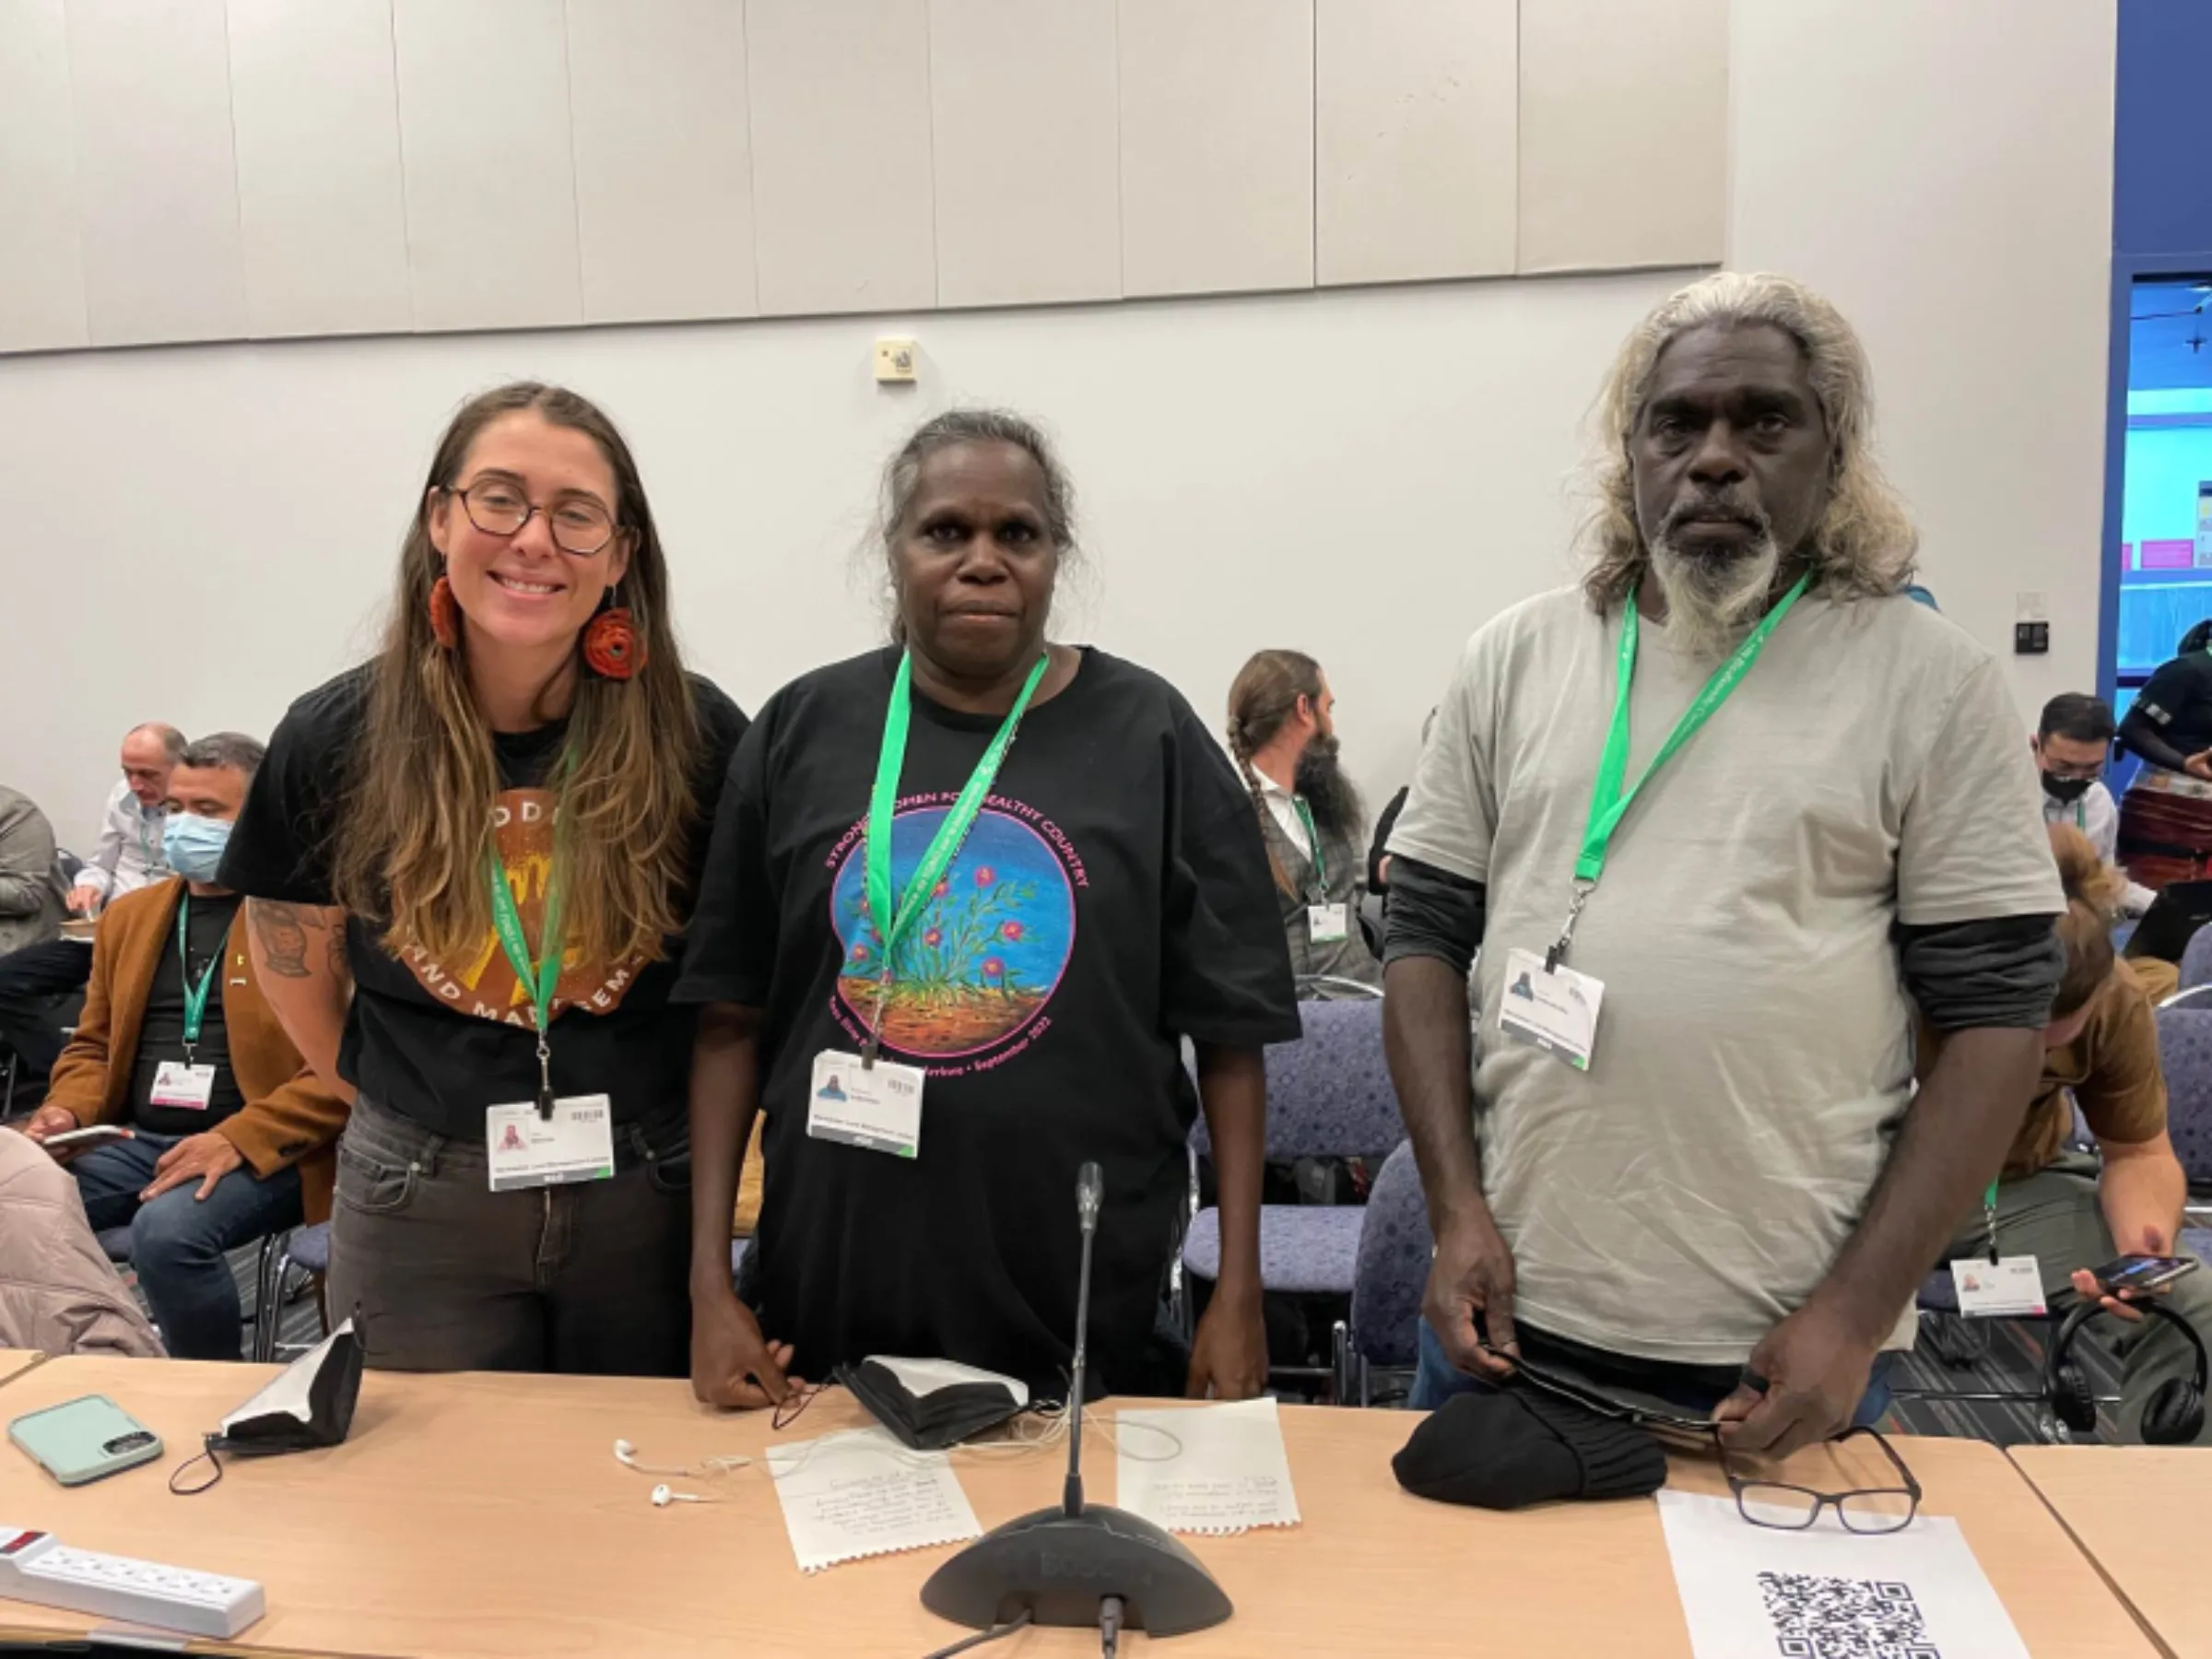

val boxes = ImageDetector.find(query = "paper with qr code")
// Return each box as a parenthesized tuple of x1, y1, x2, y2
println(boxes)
(1115, 1398, 1300, 1535)
(1657, 1491, 2028, 1658)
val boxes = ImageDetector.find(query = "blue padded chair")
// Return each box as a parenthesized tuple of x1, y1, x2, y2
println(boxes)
(1336, 1140, 1430, 1405)
(2156, 1005, 2212, 1258)
(253, 1222, 331, 1362)
(1178, 1000, 1406, 1393)
(2181, 927, 2212, 994)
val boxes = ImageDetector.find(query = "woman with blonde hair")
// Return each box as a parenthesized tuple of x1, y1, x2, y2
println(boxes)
(220, 382, 747, 1374)
(1928, 824, 2212, 1442)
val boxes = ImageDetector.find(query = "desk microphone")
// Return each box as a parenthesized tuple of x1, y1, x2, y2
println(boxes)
(920, 1160, 1232, 1644)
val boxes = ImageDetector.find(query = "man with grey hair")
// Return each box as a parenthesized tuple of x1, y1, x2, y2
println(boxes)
(70, 722, 187, 915)
(1383, 272, 2063, 1456)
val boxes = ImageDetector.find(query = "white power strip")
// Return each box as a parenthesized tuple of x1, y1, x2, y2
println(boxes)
(0, 1524, 265, 1639)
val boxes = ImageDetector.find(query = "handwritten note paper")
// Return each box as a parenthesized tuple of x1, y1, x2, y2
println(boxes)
(1114, 1397, 1301, 1535)
(1657, 1490, 2029, 1659)
(766, 1428, 982, 1573)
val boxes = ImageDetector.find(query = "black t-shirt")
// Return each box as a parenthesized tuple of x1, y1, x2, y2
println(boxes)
(218, 666, 748, 1134)
(130, 890, 248, 1134)
(2134, 651, 2212, 759)
(675, 646, 1300, 1397)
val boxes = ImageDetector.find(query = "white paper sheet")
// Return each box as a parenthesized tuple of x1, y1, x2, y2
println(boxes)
(1657, 1490, 2029, 1659)
(1113, 1397, 1300, 1535)
(765, 1427, 982, 1573)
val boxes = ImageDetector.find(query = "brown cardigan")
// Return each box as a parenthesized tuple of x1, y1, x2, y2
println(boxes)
(46, 879, 347, 1224)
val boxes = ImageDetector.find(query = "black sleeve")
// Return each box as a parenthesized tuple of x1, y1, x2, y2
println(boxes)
(1367, 788, 1409, 891)
(1381, 854, 1486, 977)
(671, 699, 777, 1009)
(1159, 700, 1300, 1047)
(2121, 656, 2205, 769)
(2119, 707, 2192, 772)
(217, 677, 360, 904)
(1898, 913, 2064, 1030)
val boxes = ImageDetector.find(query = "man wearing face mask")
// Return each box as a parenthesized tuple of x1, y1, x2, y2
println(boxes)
(1227, 649, 1381, 991)
(21, 734, 347, 1362)
(2034, 694, 2152, 917)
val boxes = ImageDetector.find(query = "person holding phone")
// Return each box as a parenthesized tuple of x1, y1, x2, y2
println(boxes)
(677, 409, 1297, 1406)
(1928, 824, 2212, 1443)
(218, 383, 747, 1376)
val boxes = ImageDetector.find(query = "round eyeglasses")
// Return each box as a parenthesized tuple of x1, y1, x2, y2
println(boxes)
(447, 479, 618, 557)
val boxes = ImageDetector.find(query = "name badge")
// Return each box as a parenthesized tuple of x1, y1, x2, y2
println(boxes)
(1949, 1255, 2046, 1318)
(149, 1062, 217, 1110)
(1307, 902, 1350, 944)
(1498, 947, 1606, 1071)
(808, 1050, 924, 1159)
(485, 1095, 616, 1192)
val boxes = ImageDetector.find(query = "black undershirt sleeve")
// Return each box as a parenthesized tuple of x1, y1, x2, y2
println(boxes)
(1381, 854, 1487, 978)
(1897, 913, 2064, 1031)
(2119, 707, 2193, 773)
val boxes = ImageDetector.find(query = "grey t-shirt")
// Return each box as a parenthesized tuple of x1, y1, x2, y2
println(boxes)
(1389, 585, 2062, 1363)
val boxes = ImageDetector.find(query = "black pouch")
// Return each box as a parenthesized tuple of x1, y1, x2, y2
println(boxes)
(171, 1322, 364, 1493)
(839, 1356, 1029, 1451)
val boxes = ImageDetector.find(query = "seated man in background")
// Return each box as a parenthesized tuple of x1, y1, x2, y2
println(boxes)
(0, 783, 67, 958)
(1935, 825, 2212, 1443)
(2035, 692, 2151, 916)
(1227, 649, 1381, 991)
(21, 734, 347, 1361)
(0, 724, 184, 1099)
(1384, 272, 2062, 1455)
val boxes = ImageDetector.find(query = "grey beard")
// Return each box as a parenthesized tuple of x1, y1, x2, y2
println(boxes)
(1648, 530, 1782, 660)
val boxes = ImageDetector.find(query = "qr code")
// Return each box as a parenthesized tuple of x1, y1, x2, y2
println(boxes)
(1756, 1571, 1941, 1659)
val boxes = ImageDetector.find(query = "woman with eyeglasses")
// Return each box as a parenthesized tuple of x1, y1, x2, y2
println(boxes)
(219, 383, 747, 1374)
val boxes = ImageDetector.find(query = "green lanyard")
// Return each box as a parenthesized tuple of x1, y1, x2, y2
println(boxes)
(487, 847, 564, 1115)
(864, 651, 1050, 1062)
(1548, 571, 1813, 970)
(2074, 799, 2087, 830)
(174, 894, 221, 1067)
(1982, 1178, 2003, 1265)
(1291, 797, 1327, 894)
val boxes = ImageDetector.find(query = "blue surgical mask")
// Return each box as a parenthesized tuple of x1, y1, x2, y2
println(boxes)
(162, 813, 233, 883)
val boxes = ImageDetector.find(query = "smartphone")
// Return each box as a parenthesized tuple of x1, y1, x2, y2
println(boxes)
(9, 1396, 163, 1487)
(2087, 1254, 2200, 1296)
(35, 1125, 134, 1152)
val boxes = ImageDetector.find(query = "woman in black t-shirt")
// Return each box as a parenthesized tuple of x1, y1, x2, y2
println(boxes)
(677, 410, 1299, 1406)
(218, 382, 747, 1375)
(2118, 618, 2212, 889)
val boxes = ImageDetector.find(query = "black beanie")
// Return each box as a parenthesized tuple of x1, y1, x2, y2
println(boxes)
(1392, 1384, 1668, 1510)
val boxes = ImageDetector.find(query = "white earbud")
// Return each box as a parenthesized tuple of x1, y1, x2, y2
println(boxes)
(614, 1438, 749, 1478)
(651, 1483, 712, 1508)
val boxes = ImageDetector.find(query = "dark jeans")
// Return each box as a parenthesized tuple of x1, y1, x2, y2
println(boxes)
(0, 938, 92, 1081)
(1410, 1319, 1896, 1427)
(328, 1094, 692, 1376)
(72, 1131, 304, 1361)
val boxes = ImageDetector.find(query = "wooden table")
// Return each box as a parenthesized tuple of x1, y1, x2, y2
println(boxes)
(0, 1352, 46, 1391)
(2012, 1445, 2210, 1658)
(0, 1356, 2157, 1657)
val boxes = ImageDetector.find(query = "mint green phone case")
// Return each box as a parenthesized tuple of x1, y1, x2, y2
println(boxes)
(8, 1394, 163, 1487)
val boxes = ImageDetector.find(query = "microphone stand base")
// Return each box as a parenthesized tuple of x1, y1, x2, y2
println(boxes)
(919, 1502, 1232, 1638)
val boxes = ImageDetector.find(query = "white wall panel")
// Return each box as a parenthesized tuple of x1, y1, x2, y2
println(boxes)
(392, 0, 581, 332)
(0, 0, 88, 351)
(747, 0, 935, 316)
(66, 0, 245, 346)
(1315, 0, 1515, 287)
(1518, 0, 1727, 274)
(930, 0, 1118, 309)
(1119, 0, 1313, 299)
(567, 0, 757, 324)
(227, 0, 411, 338)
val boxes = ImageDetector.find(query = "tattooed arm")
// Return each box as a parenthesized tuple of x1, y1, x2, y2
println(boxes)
(246, 899, 357, 1105)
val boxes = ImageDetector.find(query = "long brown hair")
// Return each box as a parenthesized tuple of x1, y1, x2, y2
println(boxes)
(2050, 823, 2127, 1019)
(333, 382, 701, 969)
(1227, 649, 1324, 896)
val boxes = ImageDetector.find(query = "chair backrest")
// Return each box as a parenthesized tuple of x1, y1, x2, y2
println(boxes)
(2155, 1005, 2212, 1185)
(1189, 999, 1404, 1163)
(1350, 1142, 1430, 1367)
(2182, 924, 2212, 992)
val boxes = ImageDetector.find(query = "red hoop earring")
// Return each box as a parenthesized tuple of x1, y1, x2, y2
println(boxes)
(429, 575, 460, 650)
(582, 599, 644, 680)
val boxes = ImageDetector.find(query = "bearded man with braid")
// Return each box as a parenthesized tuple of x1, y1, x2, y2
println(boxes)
(1226, 650, 1379, 993)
